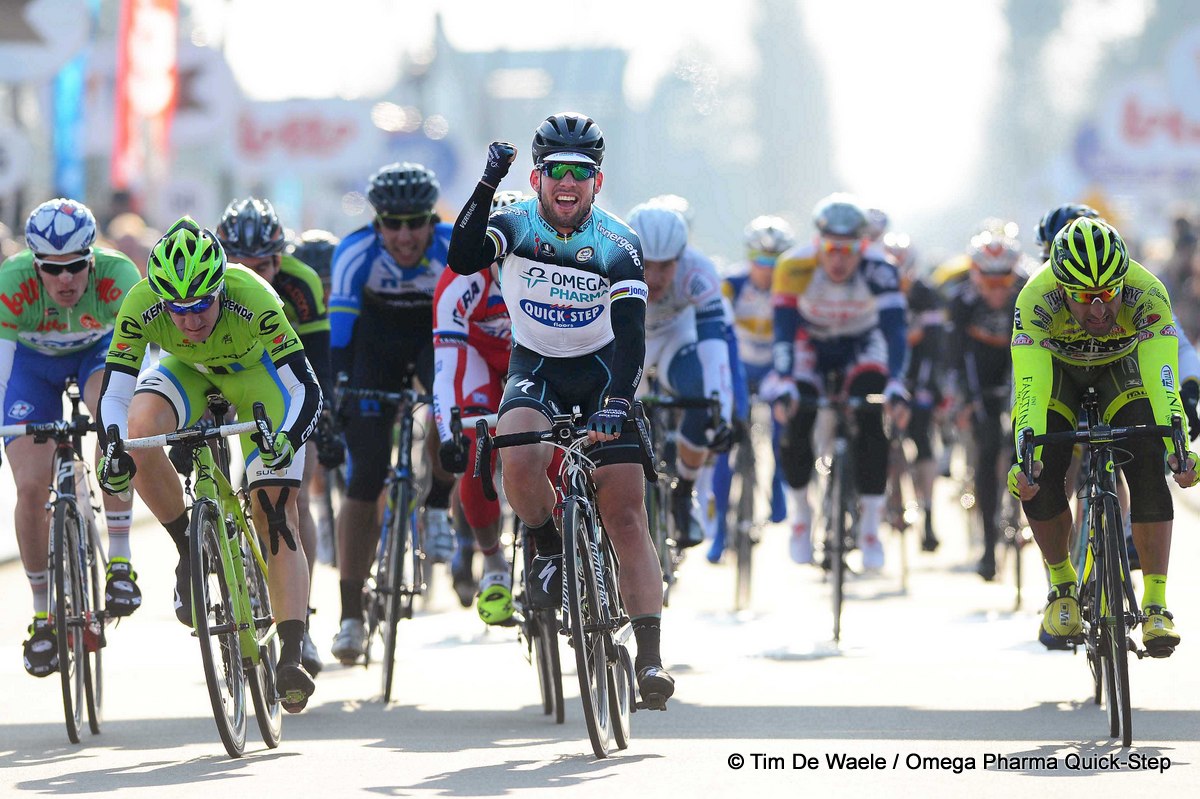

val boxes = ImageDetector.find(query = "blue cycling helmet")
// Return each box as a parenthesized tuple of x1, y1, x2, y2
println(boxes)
(25, 198, 97, 256)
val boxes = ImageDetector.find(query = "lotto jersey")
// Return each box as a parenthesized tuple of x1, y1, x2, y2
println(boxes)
(1011, 259, 1185, 446)
(485, 198, 646, 358)
(270, 254, 329, 337)
(0, 247, 140, 355)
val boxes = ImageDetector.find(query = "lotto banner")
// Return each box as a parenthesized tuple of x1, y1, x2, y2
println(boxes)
(111, 0, 178, 189)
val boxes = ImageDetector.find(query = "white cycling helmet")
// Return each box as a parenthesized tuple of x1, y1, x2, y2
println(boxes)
(627, 204, 688, 262)
(491, 190, 528, 211)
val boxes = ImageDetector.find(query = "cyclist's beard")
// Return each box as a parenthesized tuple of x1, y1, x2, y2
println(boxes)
(539, 188, 592, 232)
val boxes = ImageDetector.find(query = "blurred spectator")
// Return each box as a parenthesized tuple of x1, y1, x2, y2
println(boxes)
(103, 213, 160, 276)
(0, 221, 20, 260)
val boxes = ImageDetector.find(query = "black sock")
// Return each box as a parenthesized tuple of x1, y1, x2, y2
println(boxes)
(278, 619, 305, 666)
(673, 478, 694, 499)
(427, 478, 454, 509)
(164, 511, 190, 556)
(339, 580, 363, 621)
(632, 616, 662, 673)
(528, 515, 561, 557)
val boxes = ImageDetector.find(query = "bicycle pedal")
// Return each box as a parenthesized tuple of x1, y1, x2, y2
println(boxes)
(279, 691, 309, 713)
(635, 697, 668, 711)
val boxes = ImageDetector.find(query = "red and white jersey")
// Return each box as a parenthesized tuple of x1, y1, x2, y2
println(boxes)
(432, 265, 511, 442)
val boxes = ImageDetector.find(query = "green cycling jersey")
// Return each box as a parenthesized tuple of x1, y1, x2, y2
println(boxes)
(1011, 259, 1187, 458)
(0, 247, 140, 355)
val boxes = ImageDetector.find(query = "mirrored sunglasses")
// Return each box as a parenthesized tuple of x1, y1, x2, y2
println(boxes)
(819, 238, 863, 256)
(377, 213, 433, 231)
(1063, 283, 1122, 304)
(540, 162, 598, 181)
(165, 294, 218, 315)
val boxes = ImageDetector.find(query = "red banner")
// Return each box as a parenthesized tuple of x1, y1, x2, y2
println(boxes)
(110, 0, 178, 190)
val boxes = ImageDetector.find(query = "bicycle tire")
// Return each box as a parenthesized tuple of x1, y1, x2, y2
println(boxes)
(602, 534, 632, 751)
(83, 512, 103, 735)
(190, 499, 248, 757)
(646, 479, 673, 606)
(563, 497, 613, 758)
(532, 608, 565, 724)
(245, 530, 282, 749)
(381, 480, 412, 703)
(52, 501, 86, 743)
(732, 437, 756, 611)
(1100, 495, 1133, 746)
(829, 447, 847, 644)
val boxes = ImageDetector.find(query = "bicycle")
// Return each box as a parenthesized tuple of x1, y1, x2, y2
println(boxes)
(1018, 386, 1187, 748)
(996, 487, 1033, 611)
(474, 407, 657, 758)
(0, 378, 106, 744)
(449, 406, 565, 723)
(794, 372, 885, 644)
(335, 382, 431, 702)
(640, 391, 721, 606)
(883, 429, 914, 593)
(118, 396, 282, 758)
(727, 401, 767, 611)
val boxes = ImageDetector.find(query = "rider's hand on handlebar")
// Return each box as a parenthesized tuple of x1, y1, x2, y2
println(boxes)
(257, 433, 296, 471)
(99, 449, 137, 496)
(1007, 461, 1042, 501)
(438, 437, 469, 474)
(587, 397, 630, 443)
(707, 419, 734, 454)
(314, 410, 345, 469)
(1168, 451, 1200, 488)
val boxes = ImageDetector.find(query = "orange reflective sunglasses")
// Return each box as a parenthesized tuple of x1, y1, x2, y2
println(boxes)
(819, 238, 863, 256)
(1062, 283, 1123, 304)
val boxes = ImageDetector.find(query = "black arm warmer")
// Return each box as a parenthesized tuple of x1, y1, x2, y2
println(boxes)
(299, 328, 334, 403)
(277, 350, 323, 449)
(608, 298, 646, 403)
(447, 182, 501, 275)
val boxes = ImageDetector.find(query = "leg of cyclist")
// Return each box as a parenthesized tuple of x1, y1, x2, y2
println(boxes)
(81, 362, 139, 617)
(496, 406, 557, 606)
(7, 428, 57, 677)
(460, 421, 511, 625)
(974, 397, 1004, 581)
(667, 347, 711, 552)
(1111, 396, 1180, 655)
(295, 444, 322, 676)
(847, 366, 889, 571)
(333, 401, 390, 664)
(417, 344, 458, 566)
(1021, 405, 1081, 649)
(778, 380, 820, 564)
(593, 457, 674, 705)
(707, 324, 752, 563)
(907, 400, 940, 552)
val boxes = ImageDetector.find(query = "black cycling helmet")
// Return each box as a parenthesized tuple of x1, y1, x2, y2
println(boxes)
(289, 229, 340, 281)
(1036, 203, 1101, 255)
(367, 162, 440, 215)
(216, 197, 287, 258)
(531, 112, 605, 166)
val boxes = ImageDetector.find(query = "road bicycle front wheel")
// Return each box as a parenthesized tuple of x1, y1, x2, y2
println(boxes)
(828, 450, 847, 644)
(381, 480, 413, 703)
(600, 534, 632, 752)
(1077, 539, 1103, 706)
(190, 499, 248, 758)
(732, 439, 757, 611)
(531, 608, 565, 724)
(1099, 496, 1133, 747)
(83, 514, 103, 735)
(563, 497, 613, 758)
(52, 502, 86, 743)
(245, 530, 282, 749)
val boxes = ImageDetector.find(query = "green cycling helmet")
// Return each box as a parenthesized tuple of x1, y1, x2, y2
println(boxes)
(148, 216, 227, 301)
(1050, 217, 1128, 290)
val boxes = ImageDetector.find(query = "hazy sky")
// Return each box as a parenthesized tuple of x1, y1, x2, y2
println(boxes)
(194, 0, 1153, 229)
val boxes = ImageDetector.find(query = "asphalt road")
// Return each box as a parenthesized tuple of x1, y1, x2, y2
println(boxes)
(2, 474, 1199, 798)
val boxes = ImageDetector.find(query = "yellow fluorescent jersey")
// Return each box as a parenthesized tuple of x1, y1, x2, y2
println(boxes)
(1011, 260, 1187, 456)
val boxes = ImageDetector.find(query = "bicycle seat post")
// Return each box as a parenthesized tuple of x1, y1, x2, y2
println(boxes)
(207, 393, 231, 426)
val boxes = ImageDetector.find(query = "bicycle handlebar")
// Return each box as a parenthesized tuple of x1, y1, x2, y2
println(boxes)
(1018, 415, 1187, 486)
(0, 418, 94, 442)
